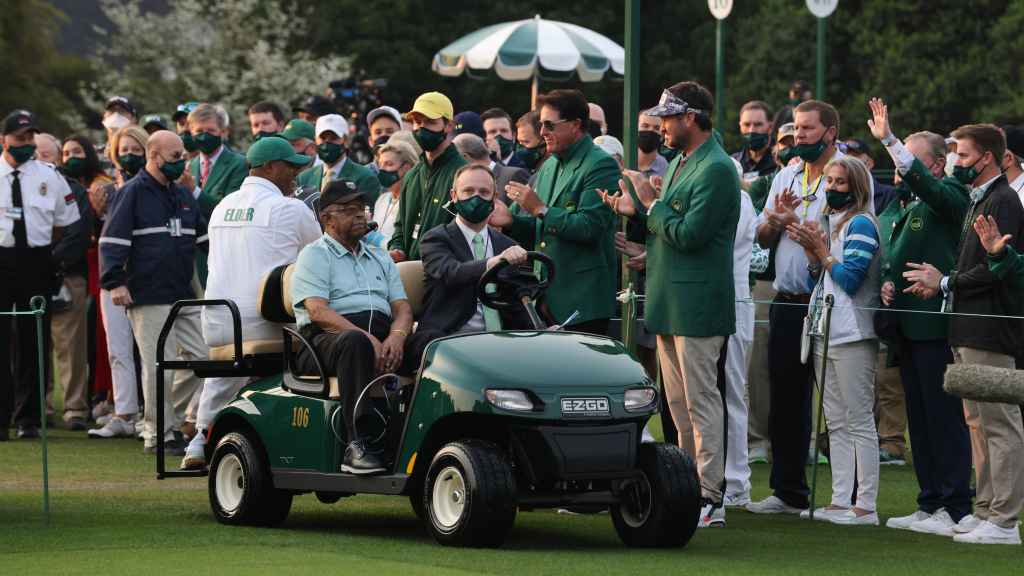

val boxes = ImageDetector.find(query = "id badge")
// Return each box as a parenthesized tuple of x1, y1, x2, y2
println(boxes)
(6, 207, 23, 221)
(168, 217, 182, 237)
(941, 290, 954, 314)
(412, 223, 421, 240)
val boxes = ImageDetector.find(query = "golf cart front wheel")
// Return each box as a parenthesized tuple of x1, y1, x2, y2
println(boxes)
(209, 431, 292, 526)
(422, 440, 517, 547)
(611, 443, 700, 548)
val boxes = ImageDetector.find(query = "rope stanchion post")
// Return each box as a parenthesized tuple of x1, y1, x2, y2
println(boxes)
(29, 295, 50, 525)
(808, 294, 834, 522)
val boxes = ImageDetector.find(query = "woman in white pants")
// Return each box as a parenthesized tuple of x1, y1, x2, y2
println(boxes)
(787, 155, 882, 525)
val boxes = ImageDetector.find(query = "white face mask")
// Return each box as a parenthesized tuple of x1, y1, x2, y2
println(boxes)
(103, 113, 131, 131)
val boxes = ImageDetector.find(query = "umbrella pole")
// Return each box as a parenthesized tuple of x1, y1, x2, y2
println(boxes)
(531, 72, 539, 109)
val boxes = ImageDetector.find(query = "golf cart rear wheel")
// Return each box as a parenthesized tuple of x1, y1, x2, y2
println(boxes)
(422, 440, 517, 547)
(209, 431, 292, 526)
(611, 443, 700, 548)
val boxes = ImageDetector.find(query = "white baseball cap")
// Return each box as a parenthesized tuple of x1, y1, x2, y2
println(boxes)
(315, 114, 349, 139)
(367, 105, 403, 129)
(594, 134, 624, 159)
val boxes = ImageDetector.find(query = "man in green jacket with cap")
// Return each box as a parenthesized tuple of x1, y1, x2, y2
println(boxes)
(866, 98, 974, 534)
(388, 91, 466, 262)
(296, 114, 379, 202)
(504, 89, 619, 334)
(602, 81, 739, 528)
(281, 118, 317, 167)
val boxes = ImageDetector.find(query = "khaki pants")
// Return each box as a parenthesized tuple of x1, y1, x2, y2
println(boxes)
(954, 347, 1024, 529)
(657, 333, 726, 501)
(746, 280, 773, 452)
(49, 275, 89, 421)
(874, 348, 906, 455)
(127, 304, 206, 445)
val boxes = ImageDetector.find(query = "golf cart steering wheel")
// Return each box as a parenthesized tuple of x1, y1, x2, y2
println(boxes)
(477, 251, 555, 311)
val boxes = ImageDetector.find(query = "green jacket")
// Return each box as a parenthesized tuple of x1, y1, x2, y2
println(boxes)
(188, 146, 247, 286)
(748, 170, 776, 213)
(388, 144, 466, 260)
(988, 245, 1024, 289)
(296, 158, 381, 202)
(188, 146, 248, 219)
(632, 136, 739, 337)
(507, 135, 619, 325)
(879, 158, 968, 342)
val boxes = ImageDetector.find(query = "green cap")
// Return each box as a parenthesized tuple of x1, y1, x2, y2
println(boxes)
(246, 136, 311, 168)
(281, 118, 315, 141)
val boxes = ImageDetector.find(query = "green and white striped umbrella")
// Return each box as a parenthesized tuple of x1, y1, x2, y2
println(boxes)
(432, 15, 624, 83)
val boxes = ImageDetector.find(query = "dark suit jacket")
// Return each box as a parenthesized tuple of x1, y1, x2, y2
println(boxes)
(418, 221, 532, 334)
(493, 162, 530, 204)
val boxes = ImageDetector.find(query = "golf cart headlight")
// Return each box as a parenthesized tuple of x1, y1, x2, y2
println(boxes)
(624, 387, 657, 412)
(485, 389, 535, 411)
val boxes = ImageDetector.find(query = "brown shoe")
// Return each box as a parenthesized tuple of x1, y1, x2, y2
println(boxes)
(180, 421, 197, 441)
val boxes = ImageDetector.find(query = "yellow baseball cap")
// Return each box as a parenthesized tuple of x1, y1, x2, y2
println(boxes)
(404, 91, 453, 121)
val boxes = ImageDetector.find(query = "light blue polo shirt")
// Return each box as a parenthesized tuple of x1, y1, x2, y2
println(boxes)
(291, 233, 407, 329)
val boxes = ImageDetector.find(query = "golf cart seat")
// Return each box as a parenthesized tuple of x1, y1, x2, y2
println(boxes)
(282, 260, 427, 399)
(206, 264, 295, 362)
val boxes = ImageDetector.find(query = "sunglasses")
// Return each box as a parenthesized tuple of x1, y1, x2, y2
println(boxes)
(539, 119, 571, 132)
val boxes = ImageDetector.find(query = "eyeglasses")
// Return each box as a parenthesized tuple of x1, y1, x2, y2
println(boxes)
(539, 119, 571, 132)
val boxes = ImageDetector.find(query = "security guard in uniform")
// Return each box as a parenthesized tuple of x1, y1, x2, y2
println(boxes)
(0, 110, 80, 440)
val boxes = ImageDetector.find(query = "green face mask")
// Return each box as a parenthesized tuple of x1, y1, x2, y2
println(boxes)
(413, 127, 446, 152)
(825, 189, 854, 211)
(658, 145, 680, 163)
(377, 169, 401, 189)
(254, 131, 281, 141)
(744, 132, 769, 151)
(180, 131, 197, 153)
(777, 146, 797, 166)
(495, 135, 515, 159)
(513, 143, 545, 170)
(792, 138, 828, 163)
(953, 159, 982, 186)
(63, 156, 87, 178)
(159, 158, 186, 181)
(316, 141, 345, 165)
(118, 153, 145, 177)
(194, 132, 222, 155)
(8, 144, 36, 165)
(454, 194, 494, 224)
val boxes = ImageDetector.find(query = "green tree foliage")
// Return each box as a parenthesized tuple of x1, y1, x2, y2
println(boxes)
(0, 0, 95, 134)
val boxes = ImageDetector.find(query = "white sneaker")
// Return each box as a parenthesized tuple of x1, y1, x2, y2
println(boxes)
(135, 419, 145, 439)
(746, 495, 806, 515)
(831, 510, 880, 526)
(886, 510, 931, 530)
(909, 508, 956, 536)
(724, 492, 751, 507)
(698, 501, 725, 528)
(748, 446, 769, 464)
(800, 507, 849, 521)
(94, 413, 112, 427)
(953, 514, 982, 534)
(952, 520, 1021, 545)
(87, 416, 135, 439)
(91, 400, 112, 421)
(180, 432, 207, 470)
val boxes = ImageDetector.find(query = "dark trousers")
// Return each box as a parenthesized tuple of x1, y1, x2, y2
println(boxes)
(297, 312, 432, 441)
(1, 246, 53, 430)
(768, 298, 814, 508)
(900, 338, 972, 520)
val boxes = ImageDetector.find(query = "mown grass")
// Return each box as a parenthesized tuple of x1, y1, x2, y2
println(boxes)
(1, 428, 1019, 576)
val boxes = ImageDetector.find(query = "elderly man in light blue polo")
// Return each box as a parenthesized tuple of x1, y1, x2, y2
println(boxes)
(290, 178, 414, 475)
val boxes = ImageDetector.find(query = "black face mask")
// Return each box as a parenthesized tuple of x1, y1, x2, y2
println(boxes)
(637, 130, 662, 154)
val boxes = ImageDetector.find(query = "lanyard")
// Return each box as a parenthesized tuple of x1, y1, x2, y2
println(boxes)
(800, 169, 822, 219)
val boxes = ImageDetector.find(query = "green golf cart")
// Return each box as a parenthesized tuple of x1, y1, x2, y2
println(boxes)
(154, 252, 700, 548)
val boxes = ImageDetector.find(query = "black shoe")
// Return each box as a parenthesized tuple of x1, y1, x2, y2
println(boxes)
(341, 440, 387, 475)
(17, 425, 40, 439)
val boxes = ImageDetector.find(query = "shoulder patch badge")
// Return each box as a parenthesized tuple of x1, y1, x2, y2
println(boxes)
(909, 217, 923, 232)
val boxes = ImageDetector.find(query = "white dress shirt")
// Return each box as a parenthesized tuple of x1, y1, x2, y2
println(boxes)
(454, 217, 493, 333)
(202, 176, 322, 345)
(1009, 170, 1024, 208)
(0, 156, 78, 248)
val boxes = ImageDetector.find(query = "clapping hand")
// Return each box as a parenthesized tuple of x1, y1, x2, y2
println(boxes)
(766, 188, 801, 231)
(902, 262, 942, 300)
(506, 181, 545, 216)
(973, 214, 1012, 256)
(867, 97, 893, 142)
(614, 231, 644, 258)
(786, 220, 828, 263)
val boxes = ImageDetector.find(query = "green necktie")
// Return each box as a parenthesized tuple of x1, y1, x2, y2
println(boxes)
(472, 233, 502, 331)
